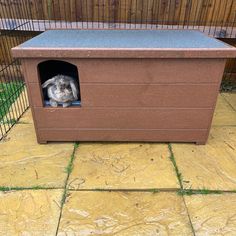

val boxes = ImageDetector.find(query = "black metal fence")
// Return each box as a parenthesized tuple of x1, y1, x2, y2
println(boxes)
(0, 0, 236, 140)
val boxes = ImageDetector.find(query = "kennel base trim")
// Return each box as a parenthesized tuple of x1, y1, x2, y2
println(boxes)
(12, 30, 236, 144)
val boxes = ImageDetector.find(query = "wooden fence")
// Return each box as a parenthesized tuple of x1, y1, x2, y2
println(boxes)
(1, 0, 236, 27)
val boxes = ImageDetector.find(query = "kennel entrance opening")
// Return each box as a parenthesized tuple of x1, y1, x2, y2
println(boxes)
(38, 60, 81, 106)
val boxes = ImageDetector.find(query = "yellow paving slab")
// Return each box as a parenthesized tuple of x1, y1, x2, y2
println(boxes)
(0, 123, 74, 187)
(1, 88, 29, 123)
(58, 191, 193, 236)
(212, 94, 236, 126)
(215, 94, 234, 112)
(18, 108, 33, 124)
(185, 194, 236, 236)
(0, 89, 30, 140)
(0, 189, 62, 236)
(172, 127, 236, 191)
(222, 93, 236, 111)
(68, 143, 179, 190)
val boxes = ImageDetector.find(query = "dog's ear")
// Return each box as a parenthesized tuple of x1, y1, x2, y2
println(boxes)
(42, 78, 56, 88)
(70, 80, 78, 100)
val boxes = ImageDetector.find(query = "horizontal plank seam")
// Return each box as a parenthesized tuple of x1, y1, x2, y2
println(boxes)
(38, 128, 208, 131)
(81, 83, 220, 85)
(72, 106, 215, 109)
(28, 82, 221, 85)
(33, 107, 215, 110)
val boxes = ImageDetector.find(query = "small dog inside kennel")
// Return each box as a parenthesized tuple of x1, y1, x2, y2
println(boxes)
(38, 60, 81, 107)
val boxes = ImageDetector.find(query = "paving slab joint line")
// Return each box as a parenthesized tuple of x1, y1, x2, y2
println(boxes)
(167, 143, 196, 236)
(55, 142, 79, 236)
(66, 188, 236, 194)
(67, 188, 180, 193)
(178, 189, 236, 195)
(0, 186, 64, 192)
(213, 125, 236, 127)
(221, 93, 236, 112)
(17, 121, 31, 124)
(183, 195, 196, 236)
(167, 142, 196, 235)
(168, 143, 183, 189)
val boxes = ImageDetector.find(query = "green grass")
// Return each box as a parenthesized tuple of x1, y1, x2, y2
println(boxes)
(61, 142, 79, 206)
(0, 185, 58, 192)
(0, 81, 25, 121)
(151, 189, 160, 194)
(91, 188, 160, 193)
(64, 142, 79, 175)
(0, 118, 17, 125)
(55, 142, 79, 235)
(168, 143, 183, 189)
(178, 189, 223, 196)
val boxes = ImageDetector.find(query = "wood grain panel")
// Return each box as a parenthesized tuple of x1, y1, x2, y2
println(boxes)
(38, 128, 208, 144)
(81, 83, 219, 108)
(34, 107, 213, 129)
(27, 83, 44, 107)
(22, 58, 226, 84)
(28, 82, 219, 108)
(77, 58, 226, 84)
(21, 59, 78, 83)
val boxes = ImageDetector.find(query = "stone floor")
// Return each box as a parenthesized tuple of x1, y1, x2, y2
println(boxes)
(0, 93, 236, 236)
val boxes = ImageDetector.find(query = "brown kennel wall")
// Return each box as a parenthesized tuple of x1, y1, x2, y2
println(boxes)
(12, 30, 236, 144)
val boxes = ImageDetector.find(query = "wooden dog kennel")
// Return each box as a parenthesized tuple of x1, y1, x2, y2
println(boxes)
(12, 29, 236, 144)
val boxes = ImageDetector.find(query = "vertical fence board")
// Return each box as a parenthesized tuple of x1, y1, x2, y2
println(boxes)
(1, 0, 236, 26)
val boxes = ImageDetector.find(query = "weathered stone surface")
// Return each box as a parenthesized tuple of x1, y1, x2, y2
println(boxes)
(58, 191, 193, 236)
(212, 94, 236, 126)
(0, 88, 30, 139)
(18, 108, 33, 124)
(185, 194, 236, 236)
(0, 123, 74, 187)
(68, 143, 179, 190)
(0, 190, 62, 236)
(222, 93, 236, 111)
(172, 127, 236, 190)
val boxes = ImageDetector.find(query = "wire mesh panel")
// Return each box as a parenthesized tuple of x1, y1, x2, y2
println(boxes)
(0, 0, 236, 140)
(1, 0, 235, 37)
(0, 2, 34, 140)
